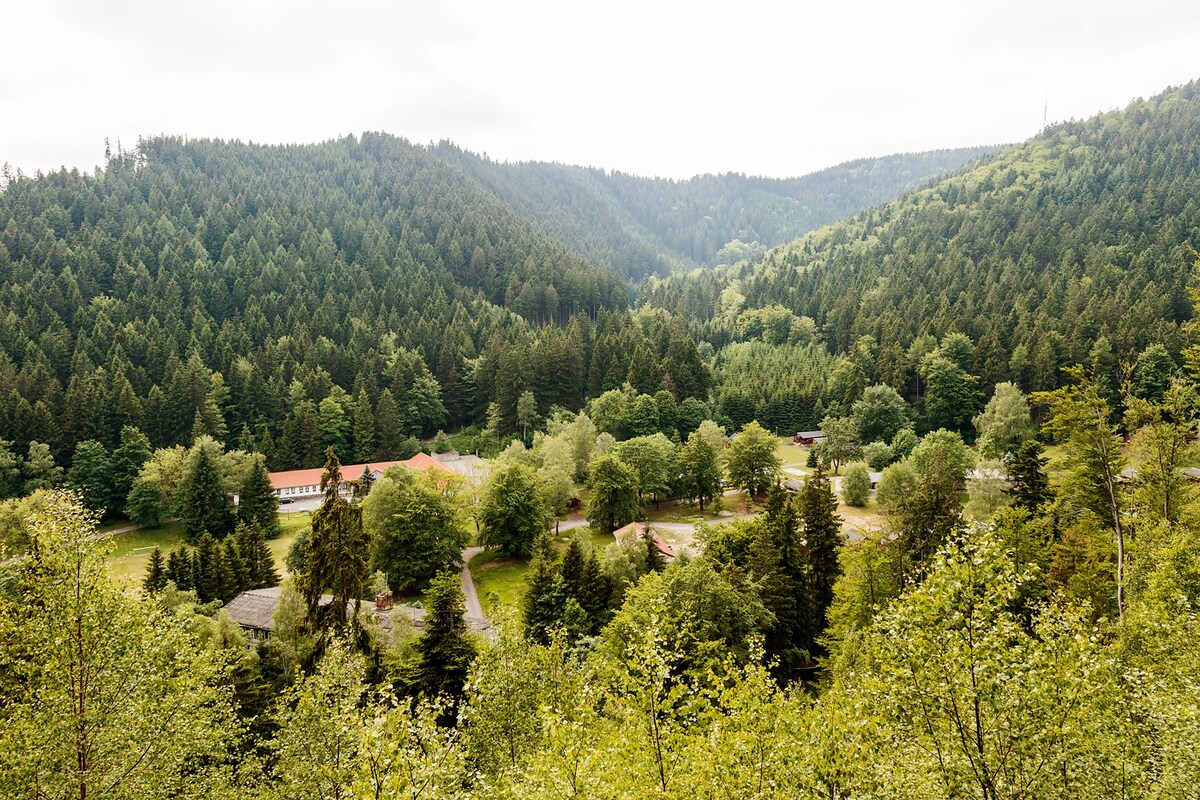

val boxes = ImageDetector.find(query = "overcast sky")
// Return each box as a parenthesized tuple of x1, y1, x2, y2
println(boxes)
(3, 0, 1200, 179)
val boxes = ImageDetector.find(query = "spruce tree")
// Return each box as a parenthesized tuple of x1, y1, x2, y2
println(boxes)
(193, 532, 223, 603)
(143, 547, 167, 594)
(238, 454, 281, 539)
(579, 551, 612, 631)
(167, 547, 194, 591)
(223, 537, 248, 596)
(177, 445, 234, 543)
(352, 388, 376, 463)
(800, 464, 842, 655)
(410, 570, 476, 709)
(751, 483, 807, 674)
(560, 535, 586, 598)
(522, 531, 564, 643)
(375, 388, 402, 460)
(1006, 440, 1050, 512)
(303, 448, 369, 630)
(236, 520, 281, 589)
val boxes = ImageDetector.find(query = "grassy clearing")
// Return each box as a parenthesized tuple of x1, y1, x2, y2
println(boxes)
(471, 526, 615, 615)
(105, 522, 186, 582)
(776, 436, 814, 470)
(105, 510, 311, 583)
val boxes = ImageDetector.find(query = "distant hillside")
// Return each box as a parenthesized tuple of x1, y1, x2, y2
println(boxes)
(643, 81, 1200, 392)
(431, 143, 999, 279)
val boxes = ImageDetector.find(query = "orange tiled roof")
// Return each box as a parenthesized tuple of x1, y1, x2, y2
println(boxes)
(268, 454, 446, 490)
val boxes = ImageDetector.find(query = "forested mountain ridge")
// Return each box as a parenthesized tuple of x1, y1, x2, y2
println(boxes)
(431, 142, 1000, 279)
(642, 81, 1200, 392)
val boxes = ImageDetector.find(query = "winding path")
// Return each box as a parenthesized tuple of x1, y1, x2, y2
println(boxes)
(459, 545, 487, 622)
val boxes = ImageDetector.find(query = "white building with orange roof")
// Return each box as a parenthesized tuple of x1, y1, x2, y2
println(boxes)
(269, 453, 448, 503)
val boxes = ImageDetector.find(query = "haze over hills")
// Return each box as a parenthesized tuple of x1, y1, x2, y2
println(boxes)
(429, 142, 999, 279)
(643, 80, 1200, 394)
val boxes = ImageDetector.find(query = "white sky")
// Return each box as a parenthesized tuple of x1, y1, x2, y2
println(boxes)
(3, 0, 1200, 179)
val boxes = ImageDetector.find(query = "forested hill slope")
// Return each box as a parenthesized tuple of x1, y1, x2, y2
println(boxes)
(430, 142, 999, 279)
(642, 81, 1200, 392)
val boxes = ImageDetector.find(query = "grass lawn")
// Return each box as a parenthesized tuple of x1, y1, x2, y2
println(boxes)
(105, 522, 187, 582)
(471, 526, 615, 615)
(643, 491, 753, 523)
(776, 436, 814, 471)
(105, 510, 311, 584)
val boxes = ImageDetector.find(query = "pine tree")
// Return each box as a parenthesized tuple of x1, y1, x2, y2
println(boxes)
(579, 551, 612, 631)
(143, 547, 167, 594)
(560, 536, 586, 598)
(236, 521, 281, 589)
(352, 388, 376, 462)
(167, 547, 194, 591)
(68, 440, 114, 516)
(238, 454, 281, 539)
(303, 448, 369, 630)
(177, 444, 234, 543)
(751, 483, 808, 673)
(409, 570, 476, 710)
(193, 532, 224, 603)
(375, 388, 402, 460)
(800, 464, 842, 655)
(522, 531, 564, 643)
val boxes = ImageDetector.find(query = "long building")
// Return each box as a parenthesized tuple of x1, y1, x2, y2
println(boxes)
(269, 453, 447, 502)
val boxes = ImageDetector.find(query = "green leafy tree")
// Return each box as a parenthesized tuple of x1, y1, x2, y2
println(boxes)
(850, 384, 912, 444)
(896, 449, 964, 580)
(0, 493, 235, 799)
(920, 354, 982, 437)
(585, 453, 641, 533)
(678, 430, 722, 512)
(814, 416, 860, 475)
(517, 389, 538, 443)
(876, 459, 918, 512)
(840, 463, 871, 507)
(21, 441, 62, 493)
(479, 462, 549, 557)
(725, 420, 781, 497)
(68, 440, 114, 515)
(0, 440, 22, 500)
(318, 395, 350, 461)
(613, 433, 676, 508)
(111, 426, 152, 515)
(973, 382, 1036, 459)
(910, 428, 974, 487)
(364, 466, 468, 592)
(1034, 367, 1129, 618)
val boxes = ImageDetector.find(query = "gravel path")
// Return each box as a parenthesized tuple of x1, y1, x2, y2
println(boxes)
(460, 545, 487, 621)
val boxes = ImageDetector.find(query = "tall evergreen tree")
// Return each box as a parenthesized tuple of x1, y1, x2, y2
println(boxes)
(409, 570, 476, 710)
(374, 388, 402, 460)
(235, 520, 281, 589)
(68, 440, 114, 516)
(111, 426, 152, 515)
(238, 454, 282, 539)
(1006, 440, 1050, 513)
(522, 531, 564, 644)
(176, 444, 235, 543)
(352, 388, 376, 463)
(800, 464, 842, 655)
(142, 547, 167, 594)
(303, 448, 369, 630)
(751, 483, 807, 674)
(167, 547, 194, 591)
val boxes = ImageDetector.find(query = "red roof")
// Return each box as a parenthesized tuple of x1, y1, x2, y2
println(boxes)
(612, 522, 676, 559)
(269, 454, 447, 491)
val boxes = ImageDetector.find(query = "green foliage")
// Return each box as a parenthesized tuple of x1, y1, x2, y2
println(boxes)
(407, 571, 477, 705)
(840, 463, 871, 507)
(67, 439, 114, 515)
(711, 342, 834, 432)
(364, 465, 467, 592)
(176, 442, 235, 543)
(238, 453, 281, 539)
(974, 381, 1036, 459)
(479, 461, 549, 558)
(585, 453, 641, 533)
(910, 428, 974, 486)
(0, 492, 235, 798)
(861, 440, 893, 470)
(678, 427, 723, 512)
(851, 384, 912, 444)
(814, 415, 860, 474)
(302, 448, 369, 631)
(876, 459, 918, 512)
(724, 420, 781, 497)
